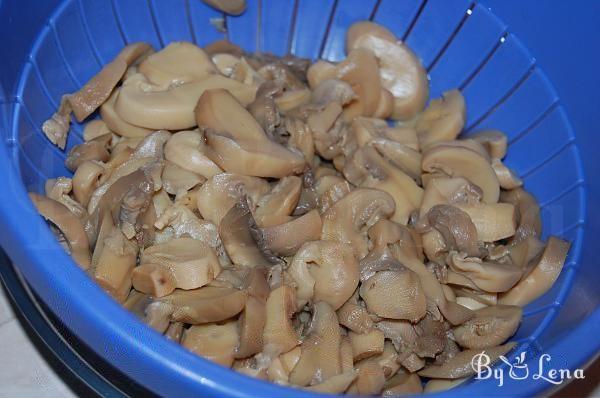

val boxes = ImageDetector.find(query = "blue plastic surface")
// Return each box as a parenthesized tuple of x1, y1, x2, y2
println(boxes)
(0, 0, 598, 397)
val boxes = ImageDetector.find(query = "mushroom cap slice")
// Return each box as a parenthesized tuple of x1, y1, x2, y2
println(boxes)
(220, 200, 272, 267)
(422, 145, 500, 204)
(195, 88, 268, 142)
(65, 137, 110, 172)
(138, 41, 216, 86)
(72, 160, 105, 207)
(252, 210, 322, 257)
(159, 286, 248, 324)
(499, 236, 570, 306)
(415, 90, 466, 149)
(337, 299, 373, 334)
(346, 21, 428, 120)
(205, 130, 305, 178)
(311, 79, 356, 108)
(131, 263, 176, 298)
(263, 285, 300, 354)
(335, 48, 382, 118)
(321, 188, 396, 259)
(183, 320, 239, 367)
(348, 359, 386, 395)
(236, 296, 267, 358)
(452, 305, 522, 349)
(164, 130, 222, 179)
(424, 377, 469, 393)
(454, 202, 516, 242)
(349, 328, 385, 361)
(491, 158, 523, 190)
(140, 237, 221, 290)
(29, 193, 91, 269)
(196, 173, 270, 226)
(307, 60, 337, 89)
(471, 129, 508, 159)
(382, 373, 423, 396)
(500, 188, 542, 244)
(161, 161, 205, 195)
(254, 176, 302, 227)
(360, 269, 426, 322)
(288, 241, 360, 310)
(289, 301, 342, 386)
(202, 0, 247, 15)
(418, 343, 516, 379)
(100, 89, 154, 138)
(115, 74, 257, 130)
(447, 251, 522, 293)
(426, 204, 482, 258)
(305, 371, 358, 394)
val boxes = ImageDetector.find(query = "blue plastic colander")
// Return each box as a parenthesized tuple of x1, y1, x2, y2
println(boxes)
(0, 0, 598, 396)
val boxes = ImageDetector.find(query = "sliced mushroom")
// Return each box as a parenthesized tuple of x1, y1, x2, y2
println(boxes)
(321, 188, 396, 259)
(263, 285, 299, 354)
(349, 328, 385, 361)
(452, 305, 522, 349)
(422, 144, 500, 204)
(83, 119, 111, 141)
(372, 88, 395, 119)
(426, 204, 482, 258)
(337, 296, 373, 333)
(100, 90, 154, 138)
(370, 138, 422, 181)
(507, 235, 545, 270)
(251, 210, 322, 258)
(267, 346, 302, 384)
(492, 158, 523, 190)
(419, 176, 482, 218)
(92, 217, 138, 302)
(286, 117, 315, 164)
(72, 160, 105, 207)
(143, 301, 173, 333)
(161, 161, 204, 196)
(288, 240, 359, 310)
(289, 302, 342, 386)
(196, 173, 270, 226)
(454, 202, 516, 242)
(136, 237, 221, 293)
(254, 176, 302, 227)
(311, 79, 356, 108)
(196, 88, 268, 142)
(360, 268, 426, 322)
(316, 175, 352, 213)
(65, 136, 110, 172)
(42, 42, 152, 148)
(154, 203, 221, 249)
(418, 342, 516, 379)
(115, 74, 256, 130)
(131, 264, 176, 298)
(164, 130, 222, 179)
(236, 296, 267, 358)
(347, 359, 386, 395)
(204, 39, 245, 57)
(276, 88, 311, 113)
(415, 90, 466, 149)
(45, 177, 87, 220)
(183, 320, 239, 367)
(138, 41, 216, 86)
(344, 146, 423, 225)
(29, 193, 91, 269)
(447, 251, 522, 293)
(159, 286, 247, 324)
(346, 21, 428, 120)
(165, 322, 184, 343)
(472, 129, 508, 159)
(306, 60, 337, 89)
(220, 199, 273, 267)
(500, 188, 542, 244)
(308, 101, 345, 160)
(205, 129, 305, 178)
(424, 377, 469, 393)
(499, 236, 570, 306)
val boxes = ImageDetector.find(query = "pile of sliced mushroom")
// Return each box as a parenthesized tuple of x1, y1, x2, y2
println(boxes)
(34, 19, 570, 395)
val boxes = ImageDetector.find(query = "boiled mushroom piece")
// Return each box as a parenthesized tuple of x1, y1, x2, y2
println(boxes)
(159, 286, 247, 324)
(235, 295, 267, 358)
(426, 204, 482, 258)
(453, 202, 516, 242)
(305, 371, 358, 394)
(424, 377, 469, 393)
(267, 346, 302, 383)
(253, 176, 302, 227)
(492, 158, 523, 190)
(44, 177, 87, 220)
(447, 251, 522, 293)
(500, 188, 542, 244)
(418, 343, 516, 379)
(322, 188, 396, 259)
(311, 79, 356, 108)
(161, 161, 205, 196)
(100, 90, 154, 138)
(114, 73, 257, 130)
(83, 119, 111, 141)
(360, 267, 427, 322)
(452, 305, 522, 349)
(263, 285, 299, 354)
(415, 90, 466, 150)
(164, 130, 222, 179)
(422, 144, 500, 204)
(337, 293, 373, 333)
(133, 237, 221, 296)
(471, 129, 508, 159)
(382, 373, 423, 396)
(499, 236, 570, 306)
(346, 21, 428, 120)
(251, 210, 323, 257)
(288, 241, 359, 310)
(347, 359, 386, 395)
(182, 320, 239, 367)
(65, 135, 110, 172)
(307, 60, 337, 88)
(343, 145, 423, 224)
(72, 160, 106, 207)
(29, 193, 91, 269)
(289, 301, 342, 386)
(138, 41, 216, 86)
(349, 328, 385, 361)
(42, 42, 152, 148)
